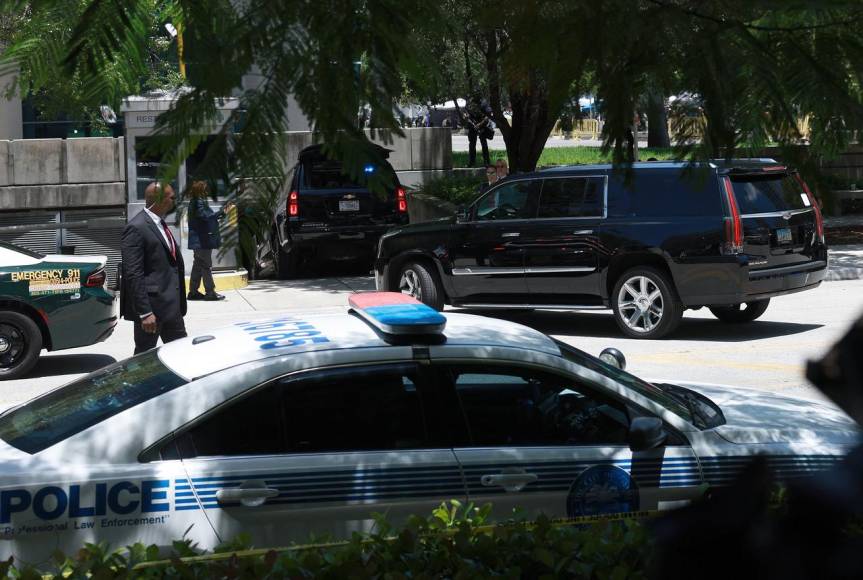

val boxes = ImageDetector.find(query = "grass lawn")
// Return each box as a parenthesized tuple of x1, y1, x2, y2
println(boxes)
(452, 146, 677, 168)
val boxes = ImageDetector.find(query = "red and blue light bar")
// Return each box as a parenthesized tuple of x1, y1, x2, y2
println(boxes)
(349, 292, 446, 336)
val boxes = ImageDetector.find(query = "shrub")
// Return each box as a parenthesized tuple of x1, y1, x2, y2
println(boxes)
(1, 501, 652, 579)
(419, 173, 485, 206)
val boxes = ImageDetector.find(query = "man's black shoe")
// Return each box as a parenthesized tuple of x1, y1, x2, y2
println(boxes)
(187, 291, 205, 301)
(203, 293, 226, 301)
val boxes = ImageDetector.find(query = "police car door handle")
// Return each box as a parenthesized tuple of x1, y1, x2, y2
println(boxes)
(215, 487, 280, 507)
(480, 471, 538, 492)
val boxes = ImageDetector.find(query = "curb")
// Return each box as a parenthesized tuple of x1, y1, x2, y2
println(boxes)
(825, 267, 863, 282)
(185, 269, 248, 292)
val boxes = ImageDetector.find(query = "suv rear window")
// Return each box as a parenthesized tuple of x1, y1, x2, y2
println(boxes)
(730, 174, 809, 214)
(0, 351, 187, 454)
(303, 160, 362, 189)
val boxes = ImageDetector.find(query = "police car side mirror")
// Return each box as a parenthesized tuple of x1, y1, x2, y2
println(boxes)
(599, 348, 626, 370)
(629, 416, 667, 452)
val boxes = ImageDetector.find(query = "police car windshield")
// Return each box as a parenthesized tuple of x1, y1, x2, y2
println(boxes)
(553, 340, 694, 423)
(0, 240, 44, 259)
(0, 351, 187, 454)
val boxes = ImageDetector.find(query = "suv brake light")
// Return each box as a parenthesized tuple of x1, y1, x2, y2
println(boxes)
(396, 187, 407, 213)
(84, 268, 106, 288)
(793, 173, 824, 243)
(288, 191, 299, 217)
(721, 177, 744, 255)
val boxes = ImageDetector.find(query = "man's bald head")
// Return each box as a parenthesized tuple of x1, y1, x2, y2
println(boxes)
(144, 182, 176, 217)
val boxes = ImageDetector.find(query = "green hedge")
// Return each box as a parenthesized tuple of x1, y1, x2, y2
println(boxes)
(2, 502, 652, 579)
(419, 173, 486, 206)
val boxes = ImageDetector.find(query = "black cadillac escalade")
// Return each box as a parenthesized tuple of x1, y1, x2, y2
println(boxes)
(374, 160, 828, 339)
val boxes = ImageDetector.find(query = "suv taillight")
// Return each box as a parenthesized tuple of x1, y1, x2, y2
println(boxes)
(84, 268, 106, 288)
(722, 177, 744, 255)
(288, 191, 299, 217)
(794, 173, 824, 243)
(396, 187, 407, 213)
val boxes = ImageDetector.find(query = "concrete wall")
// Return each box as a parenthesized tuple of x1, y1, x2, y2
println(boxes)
(0, 137, 125, 210)
(0, 60, 22, 141)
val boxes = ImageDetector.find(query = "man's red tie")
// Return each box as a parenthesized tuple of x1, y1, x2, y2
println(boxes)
(160, 219, 176, 260)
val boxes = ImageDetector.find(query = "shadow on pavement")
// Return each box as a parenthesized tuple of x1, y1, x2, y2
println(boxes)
(244, 261, 375, 294)
(29, 354, 117, 379)
(460, 309, 824, 342)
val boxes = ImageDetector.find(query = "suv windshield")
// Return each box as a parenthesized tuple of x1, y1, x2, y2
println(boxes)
(730, 173, 809, 214)
(554, 340, 694, 424)
(0, 351, 187, 454)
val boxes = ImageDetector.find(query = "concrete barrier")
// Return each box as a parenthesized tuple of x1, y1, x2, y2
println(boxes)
(66, 137, 124, 183)
(407, 192, 457, 224)
(0, 140, 8, 186)
(12, 138, 63, 185)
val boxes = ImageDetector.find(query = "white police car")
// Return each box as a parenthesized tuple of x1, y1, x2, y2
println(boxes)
(0, 293, 858, 564)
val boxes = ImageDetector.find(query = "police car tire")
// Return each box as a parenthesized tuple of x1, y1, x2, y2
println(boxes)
(400, 261, 444, 311)
(0, 311, 42, 380)
(709, 299, 770, 323)
(611, 267, 683, 339)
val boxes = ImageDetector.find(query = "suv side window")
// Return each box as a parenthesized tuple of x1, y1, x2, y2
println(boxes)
(475, 180, 540, 221)
(607, 169, 719, 218)
(442, 364, 631, 446)
(171, 363, 430, 458)
(538, 177, 604, 218)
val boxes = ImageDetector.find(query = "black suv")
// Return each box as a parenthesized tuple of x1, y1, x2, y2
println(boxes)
(374, 160, 827, 338)
(268, 144, 409, 278)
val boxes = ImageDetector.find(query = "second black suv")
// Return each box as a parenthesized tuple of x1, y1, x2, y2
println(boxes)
(374, 160, 827, 338)
(268, 144, 409, 278)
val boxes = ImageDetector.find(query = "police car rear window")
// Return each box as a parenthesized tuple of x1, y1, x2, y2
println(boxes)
(0, 351, 187, 454)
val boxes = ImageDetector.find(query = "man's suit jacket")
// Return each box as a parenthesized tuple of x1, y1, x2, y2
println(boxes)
(120, 210, 187, 322)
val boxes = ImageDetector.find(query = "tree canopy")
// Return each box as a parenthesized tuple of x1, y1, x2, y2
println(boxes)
(3, 0, 863, 181)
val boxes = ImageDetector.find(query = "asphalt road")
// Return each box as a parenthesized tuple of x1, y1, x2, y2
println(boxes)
(2, 270, 862, 407)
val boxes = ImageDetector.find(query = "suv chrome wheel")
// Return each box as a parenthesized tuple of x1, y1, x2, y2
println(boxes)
(399, 268, 422, 300)
(617, 275, 664, 333)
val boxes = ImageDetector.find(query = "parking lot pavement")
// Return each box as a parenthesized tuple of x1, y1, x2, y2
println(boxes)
(827, 244, 863, 281)
(2, 273, 861, 408)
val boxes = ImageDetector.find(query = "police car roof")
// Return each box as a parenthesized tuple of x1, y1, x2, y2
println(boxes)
(158, 311, 561, 380)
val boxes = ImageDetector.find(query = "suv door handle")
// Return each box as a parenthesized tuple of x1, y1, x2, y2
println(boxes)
(501, 232, 521, 238)
(480, 471, 538, 492)
(573, 229, 594, 235)
(215, 487, 280, 507)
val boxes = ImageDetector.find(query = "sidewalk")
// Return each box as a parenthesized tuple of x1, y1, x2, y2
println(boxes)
(827, 245, 863, 281)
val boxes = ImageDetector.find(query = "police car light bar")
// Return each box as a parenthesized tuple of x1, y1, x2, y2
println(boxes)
(349, 292, 446, 336)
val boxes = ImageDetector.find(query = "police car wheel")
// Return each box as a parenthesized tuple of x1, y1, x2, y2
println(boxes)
(0, 311, 42, 380)
(709, 299, 770, 323)
(398, 261, 444, 311)
(612, 267, 682, 339)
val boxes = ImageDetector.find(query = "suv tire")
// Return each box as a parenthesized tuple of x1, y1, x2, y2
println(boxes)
(709, 299, 770, 323)
(273, 238, 299, 280)
(612, 267, 683, 339)
(0, 311, 42, 380)
(398, 261, 444, 311)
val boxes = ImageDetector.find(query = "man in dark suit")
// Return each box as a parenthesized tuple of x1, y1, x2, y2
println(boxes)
(121, 182, 187, 354)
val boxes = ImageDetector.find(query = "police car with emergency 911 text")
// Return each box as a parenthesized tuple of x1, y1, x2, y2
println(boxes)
(0, 293, 858, 564)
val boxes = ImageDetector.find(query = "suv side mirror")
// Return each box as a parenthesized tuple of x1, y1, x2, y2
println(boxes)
(629, 416, 667, 452)
(456, 205, 471, 222)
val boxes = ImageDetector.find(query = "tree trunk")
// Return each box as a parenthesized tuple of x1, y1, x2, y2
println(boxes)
(646, 90, 670, 148)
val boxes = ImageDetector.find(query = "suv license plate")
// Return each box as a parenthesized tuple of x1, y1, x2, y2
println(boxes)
(776, 227, 792, 244)
(339, 200, 360, 212)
